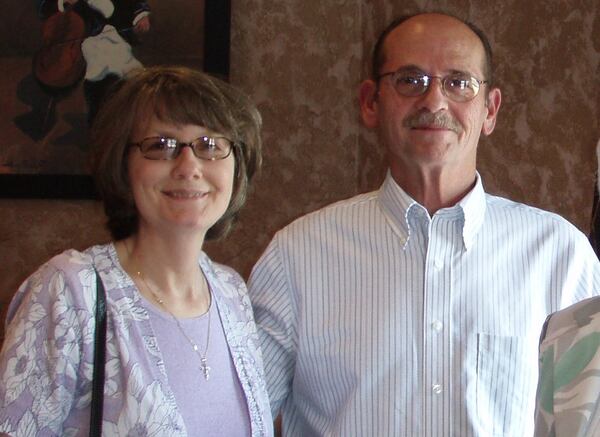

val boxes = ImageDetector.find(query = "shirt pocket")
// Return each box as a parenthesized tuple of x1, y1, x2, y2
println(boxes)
(472, 333, 536, 436)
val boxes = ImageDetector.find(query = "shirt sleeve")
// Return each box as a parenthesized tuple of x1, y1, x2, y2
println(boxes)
(558, 228, 600, 309)
(0, 257, 95, 436)
(248, 234, 297, 417)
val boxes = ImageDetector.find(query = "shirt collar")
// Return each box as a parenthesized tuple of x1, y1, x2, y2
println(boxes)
(377, 171, 486, 251)
(456, 172, 486, 251)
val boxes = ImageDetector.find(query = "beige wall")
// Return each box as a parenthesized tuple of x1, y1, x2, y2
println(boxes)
(1, 1, 599, 338)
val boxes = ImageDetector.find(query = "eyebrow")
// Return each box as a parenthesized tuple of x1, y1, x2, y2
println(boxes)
(393, 65, 474, 77)
(393, 65, 425, 74)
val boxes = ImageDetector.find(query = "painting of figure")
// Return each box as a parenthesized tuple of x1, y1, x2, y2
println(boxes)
(0, 0, 208, 181)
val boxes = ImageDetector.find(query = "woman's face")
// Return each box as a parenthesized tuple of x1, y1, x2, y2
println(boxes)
(127, 115, 235, 238)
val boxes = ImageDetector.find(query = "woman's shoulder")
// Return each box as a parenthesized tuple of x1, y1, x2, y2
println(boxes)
(200, 253, 254, 319)
(7, 244, 115, 322)
(200, 253, 245, 292)
(42, 243, 114, 273)
(31, 243, 118, 292)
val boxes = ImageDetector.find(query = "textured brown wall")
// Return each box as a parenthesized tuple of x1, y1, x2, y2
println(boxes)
(1, 2, 599, 336)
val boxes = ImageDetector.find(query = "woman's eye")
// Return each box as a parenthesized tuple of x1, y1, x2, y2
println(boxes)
(153, 138, 177, 150)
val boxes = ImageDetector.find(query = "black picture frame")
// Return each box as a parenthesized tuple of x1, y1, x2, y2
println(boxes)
(0, 0, 230, 199)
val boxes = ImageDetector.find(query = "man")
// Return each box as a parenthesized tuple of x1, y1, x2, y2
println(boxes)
(249, 12, 600, 436)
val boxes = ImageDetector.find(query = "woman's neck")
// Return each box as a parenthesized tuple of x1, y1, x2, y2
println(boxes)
(115, 234, 211, 317)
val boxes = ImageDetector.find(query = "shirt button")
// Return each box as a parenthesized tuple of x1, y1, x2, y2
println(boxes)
(431, 320, 443, 332)
(433, 259, 443, 270)
(432, 384, 443, 394)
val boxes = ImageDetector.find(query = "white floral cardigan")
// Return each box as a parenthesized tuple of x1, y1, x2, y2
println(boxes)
(0, 243, 273, 436)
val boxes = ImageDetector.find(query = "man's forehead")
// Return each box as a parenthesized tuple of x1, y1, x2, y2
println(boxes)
(382, 14, 486, 74)
(387, 13, 481, 44)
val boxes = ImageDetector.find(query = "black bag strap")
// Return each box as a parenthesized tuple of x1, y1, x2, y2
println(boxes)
(90, 269, 107, 437)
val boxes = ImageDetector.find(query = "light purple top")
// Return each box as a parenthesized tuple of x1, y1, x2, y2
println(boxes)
(0, 243, 272, 436)
(143, 295, 252, 435)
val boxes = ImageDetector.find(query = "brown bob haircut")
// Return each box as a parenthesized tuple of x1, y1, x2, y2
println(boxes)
(89, 65, 262, 241)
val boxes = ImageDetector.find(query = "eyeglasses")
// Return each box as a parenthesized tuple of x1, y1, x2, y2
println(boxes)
(130, 136, 235, 161)
(377, 69, 487, 102)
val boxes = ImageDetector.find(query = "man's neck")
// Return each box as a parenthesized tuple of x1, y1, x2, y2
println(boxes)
(390, 163, 477, 216)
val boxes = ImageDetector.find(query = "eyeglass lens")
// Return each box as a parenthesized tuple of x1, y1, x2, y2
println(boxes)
(390, 72, 481, 101)
(137, 136, 233, 160)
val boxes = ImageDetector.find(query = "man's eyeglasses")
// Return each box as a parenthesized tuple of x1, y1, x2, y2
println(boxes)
(130, 136, 235, 161)
(377, 69, 488, 102)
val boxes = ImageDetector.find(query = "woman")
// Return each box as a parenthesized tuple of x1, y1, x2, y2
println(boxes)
(0, 66, 272, 436)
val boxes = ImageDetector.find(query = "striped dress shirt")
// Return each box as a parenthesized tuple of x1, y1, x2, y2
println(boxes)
(249, 172, 600, 437)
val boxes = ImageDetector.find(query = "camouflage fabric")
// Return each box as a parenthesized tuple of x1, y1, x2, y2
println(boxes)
(535, 296, 600, 436)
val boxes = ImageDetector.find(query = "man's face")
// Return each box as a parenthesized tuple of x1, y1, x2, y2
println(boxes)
(360, 14, 501, 179)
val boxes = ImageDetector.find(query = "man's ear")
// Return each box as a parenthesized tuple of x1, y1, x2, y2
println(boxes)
(482, 87, 501, 136)
(359, 79, 379, 129)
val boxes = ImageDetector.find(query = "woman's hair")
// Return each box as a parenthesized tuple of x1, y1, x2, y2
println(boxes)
(89, 65, 262, 241)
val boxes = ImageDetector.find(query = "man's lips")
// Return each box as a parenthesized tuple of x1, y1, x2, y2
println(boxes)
(411, 124, 452, 130)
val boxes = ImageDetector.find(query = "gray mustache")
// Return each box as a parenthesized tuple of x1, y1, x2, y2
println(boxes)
(403, 111, 462, 134)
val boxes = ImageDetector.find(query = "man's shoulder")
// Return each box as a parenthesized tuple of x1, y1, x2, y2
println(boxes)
(485, 193, 580, 231)
(281, 190, 379, 232)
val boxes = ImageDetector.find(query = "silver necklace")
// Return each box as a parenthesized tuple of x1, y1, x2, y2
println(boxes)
(135, 270, 212, 381)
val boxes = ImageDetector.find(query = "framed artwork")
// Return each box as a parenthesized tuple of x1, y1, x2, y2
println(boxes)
(0, 0, 230, 199)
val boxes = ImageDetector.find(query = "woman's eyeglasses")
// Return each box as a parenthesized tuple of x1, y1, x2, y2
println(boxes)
(130, 136, 235, 161)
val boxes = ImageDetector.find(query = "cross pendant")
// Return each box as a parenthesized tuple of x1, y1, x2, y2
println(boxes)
(200, 357, 211, 381)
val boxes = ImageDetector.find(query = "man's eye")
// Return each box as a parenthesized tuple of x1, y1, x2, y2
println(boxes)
(399, 75, 423, 85)
(447, 76, 472, 89)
